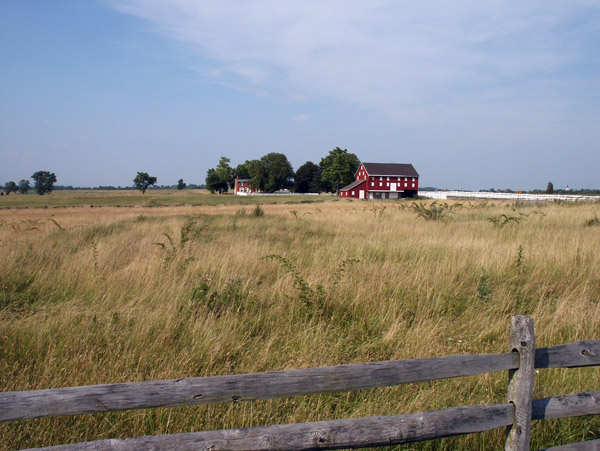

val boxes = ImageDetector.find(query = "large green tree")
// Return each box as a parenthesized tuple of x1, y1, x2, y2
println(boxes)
(216, 157, 235, 190)
(319, 147, 360, 192)
(261, 152, 294, 193)
(234, 163, 251, 180)
(206, 157, 234, 194)
(177, 179, 186, 190)
(294, 161, 321, 193)
(31, 171, 57, 195)
(246, 160, 267, 192)
(18, 179, 30, 194)
(206, 168, 226, 193)
(133, 172, 157, 194)
(4, 181, 17, 195)
(234, 159, 267, 192)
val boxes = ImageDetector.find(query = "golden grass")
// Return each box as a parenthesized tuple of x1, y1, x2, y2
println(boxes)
(0, 189, 328, 208)
(1, 197, 600, 450)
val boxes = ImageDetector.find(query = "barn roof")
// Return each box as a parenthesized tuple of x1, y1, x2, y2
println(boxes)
(339, 179, 366, 191)
(361, 163, 419, 177)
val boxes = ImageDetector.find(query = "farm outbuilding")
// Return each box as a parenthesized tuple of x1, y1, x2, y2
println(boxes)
(234, 177, 259, 195)
(339, 162, 419, 199)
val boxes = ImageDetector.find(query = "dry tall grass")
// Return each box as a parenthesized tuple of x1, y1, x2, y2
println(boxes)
(1, 198, 600, 450)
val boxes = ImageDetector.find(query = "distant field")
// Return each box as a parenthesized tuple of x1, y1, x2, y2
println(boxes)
(0, 189, 329, 208)
(1, 197, 600, 450)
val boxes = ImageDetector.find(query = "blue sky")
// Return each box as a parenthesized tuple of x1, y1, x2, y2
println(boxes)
(1, 1, 599, 190)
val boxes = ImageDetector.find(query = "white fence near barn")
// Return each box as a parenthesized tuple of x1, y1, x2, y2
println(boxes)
(419, 191, 600, 202)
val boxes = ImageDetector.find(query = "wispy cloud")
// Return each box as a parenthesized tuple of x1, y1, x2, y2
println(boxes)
(293, 114, 309, 122)
(107, 1, 599, 119)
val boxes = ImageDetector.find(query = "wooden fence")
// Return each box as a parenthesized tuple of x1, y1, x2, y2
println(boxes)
(2, 315, 600, 450)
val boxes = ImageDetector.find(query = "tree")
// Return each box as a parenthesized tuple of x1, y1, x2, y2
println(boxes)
(294, 161, 321, 193)
(133, 172, 157, 194)
(234, 162, 251, 180)
(4, 181, 17, 195)
(546, 182, 554, 194)
(177, 179, 186, 190)
(319, 147, 360, 193)
(18, 179, 31, 194)
(205, 168, 226, 193)
(216, 157, 235, 191)
(261, 152, 294, 192)
(31, 171, 57, 195)
(245, 159, 267, 192)
(206, 157, 234, 194)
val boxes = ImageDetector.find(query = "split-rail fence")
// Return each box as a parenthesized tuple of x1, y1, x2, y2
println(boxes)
(2, 315, 600, 450)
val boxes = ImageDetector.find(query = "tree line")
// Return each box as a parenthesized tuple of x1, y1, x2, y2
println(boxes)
(205, 147, 360, 194)
(2, 171, 57, 196)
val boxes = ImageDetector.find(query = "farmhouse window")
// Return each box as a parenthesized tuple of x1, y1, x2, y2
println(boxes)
(379, 182, 382, 187)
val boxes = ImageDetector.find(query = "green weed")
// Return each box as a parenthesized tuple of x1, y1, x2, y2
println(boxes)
(252, 204, 264, 217)
(261, 254, 359, 319)
(154, 221, 204, 265)
(488, 214, 521, 227)
(515, 245, 525, 273)
(477, 269, 492, 302)
(585, 214, 600, 227)
(187, 277, 246, 318)
(411, 201, 454, 221)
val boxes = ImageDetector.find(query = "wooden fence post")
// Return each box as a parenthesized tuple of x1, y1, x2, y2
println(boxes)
(506, 315, 535, 451)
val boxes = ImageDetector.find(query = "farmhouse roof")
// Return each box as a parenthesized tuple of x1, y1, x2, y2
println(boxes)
(361, 163, 419, 177)
(339, 179, 366, 191)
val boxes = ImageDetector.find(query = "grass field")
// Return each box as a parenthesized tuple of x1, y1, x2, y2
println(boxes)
(0, 189, 328, 208)
(1, 192, 600, 450)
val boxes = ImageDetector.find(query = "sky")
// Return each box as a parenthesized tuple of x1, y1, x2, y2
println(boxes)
(1, 1, 599, 190)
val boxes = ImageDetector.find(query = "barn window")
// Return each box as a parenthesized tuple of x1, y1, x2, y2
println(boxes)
(379, 182, 382, 187)
(412, 183, 415, 188)
(387, 177, 389, 181)
(386, 182, 389, 187)
(351, 191, 354, 195)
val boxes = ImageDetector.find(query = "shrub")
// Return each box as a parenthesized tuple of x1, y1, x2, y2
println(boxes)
(252, 204, 264, 217)
(411, 201, 453, 221)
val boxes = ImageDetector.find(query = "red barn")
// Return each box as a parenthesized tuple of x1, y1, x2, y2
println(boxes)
(339, 162, 419, 199)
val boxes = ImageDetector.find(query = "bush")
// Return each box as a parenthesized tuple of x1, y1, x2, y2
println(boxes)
(411, 201, 453, 221)
(252, 204, 264, 217)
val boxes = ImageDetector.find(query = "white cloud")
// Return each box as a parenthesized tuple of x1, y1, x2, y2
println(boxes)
(293, 114, 309, 122)
(107, 0, 599, 122)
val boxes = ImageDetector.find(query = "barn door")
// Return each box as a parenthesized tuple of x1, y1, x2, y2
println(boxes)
(359, 190, 365, 199)
(390, 183, 396, 191)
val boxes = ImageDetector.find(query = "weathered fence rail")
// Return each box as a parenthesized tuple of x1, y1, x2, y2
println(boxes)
(2, 316, 600, 450)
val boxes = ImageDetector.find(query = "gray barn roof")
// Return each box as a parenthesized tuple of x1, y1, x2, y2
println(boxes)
(339, 179, 367, 191)
(361, 163, 419, 177)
